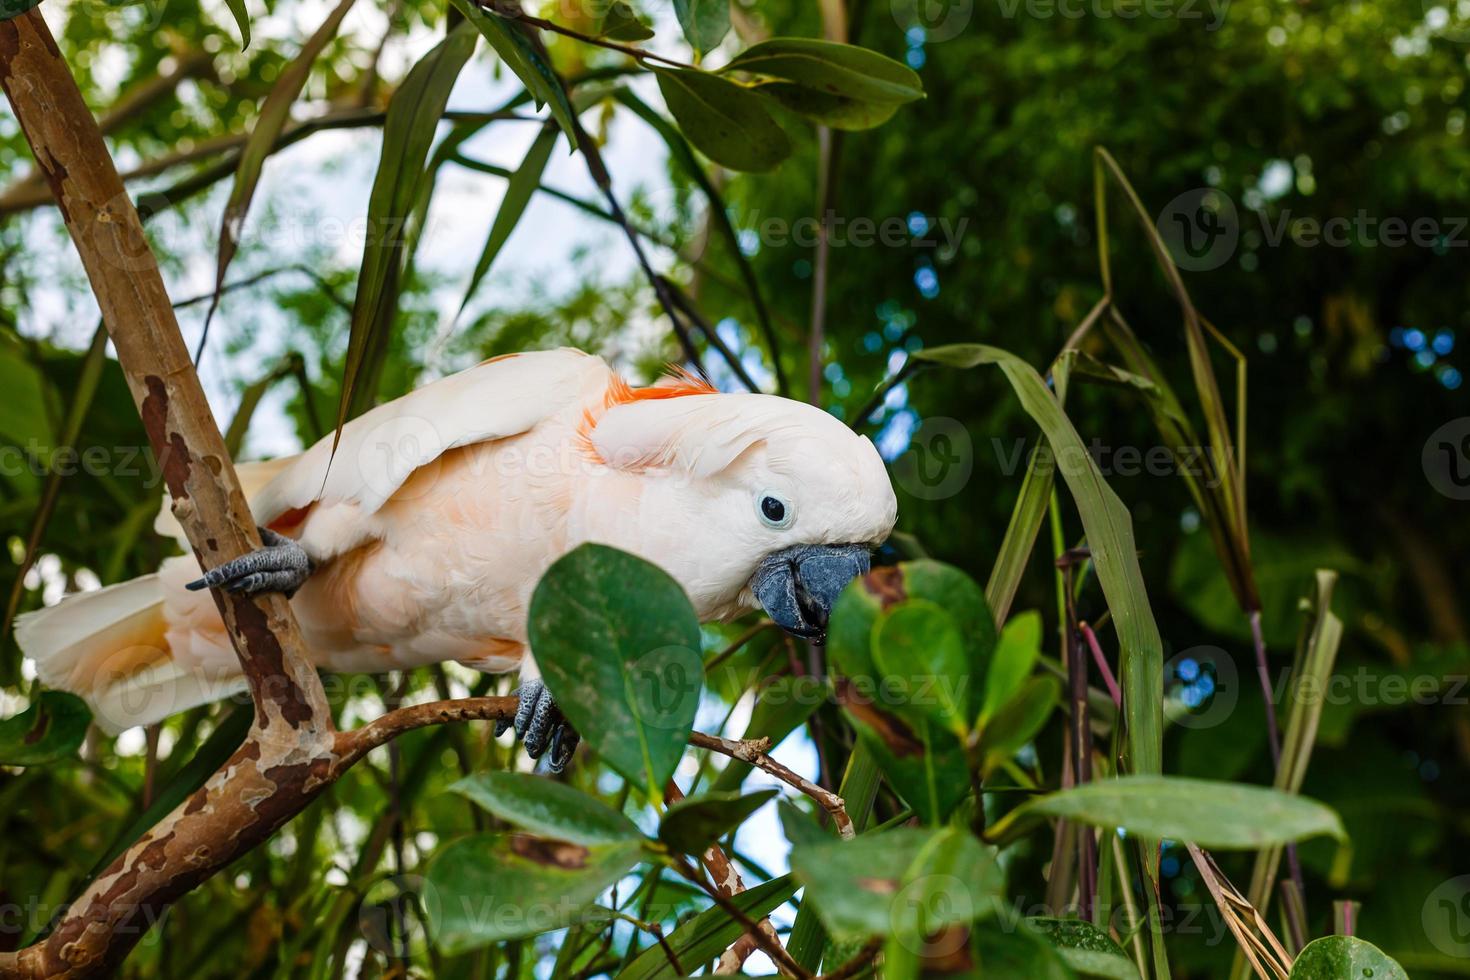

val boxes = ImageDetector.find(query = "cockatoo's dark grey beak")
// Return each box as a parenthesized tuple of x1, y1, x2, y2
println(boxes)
(751, 544, 871, 640)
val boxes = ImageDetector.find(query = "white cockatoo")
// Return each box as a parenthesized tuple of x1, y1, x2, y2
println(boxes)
(18, 348, 897, 769)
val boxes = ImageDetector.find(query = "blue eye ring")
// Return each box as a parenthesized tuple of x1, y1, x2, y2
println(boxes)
(757, 491, 794, 529)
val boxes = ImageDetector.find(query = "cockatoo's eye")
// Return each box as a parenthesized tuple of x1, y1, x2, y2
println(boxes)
(757, 492, 794, 529)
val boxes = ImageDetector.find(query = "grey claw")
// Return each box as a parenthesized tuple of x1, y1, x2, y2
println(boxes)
(186, 527, 313, 597)
(505, 680, 578, 771)
(547, 726, 579, 774)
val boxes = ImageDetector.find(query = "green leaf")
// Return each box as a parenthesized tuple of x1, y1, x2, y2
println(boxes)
(722, 38, 923, 104)
(426, 833, 642, 953)
(827, 567, 971, 824)
(528, 544, 703, 802)
(652, 68, 791, 173)
(751, 81, 901, 131)
(912, 344, 1164, 784)
(0, 341, 51, 450)
(599, 0, 654, 40)
(873, 599, 971, 737)
(978, 675, 1060, 776)
(456, 122, 559, 317)
(451, 0, 578, 142)
(0, 691, 89, 766)
(672, 0, 728, 56)
(982, 610, 1044, 725)
(827, 561, 994, 823)
(1027, 918, 1141, 980)
(212, 0, 356, 314)
(790, 827, 1005, 940)
(222, 0, 250, 46)
(996, 776, 1347, 850)
(450, 772, 642, 846)
(974, 920, 1077, 978)
(777, 798, 830, 847)
(617, 875, 797, 980)
(335, 23, 476, 440)
(658, 789, 777, 854)
(1288, 936, 1408, 979)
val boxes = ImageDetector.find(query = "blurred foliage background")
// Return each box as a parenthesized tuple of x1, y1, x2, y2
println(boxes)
(0, 0, 1467, 974)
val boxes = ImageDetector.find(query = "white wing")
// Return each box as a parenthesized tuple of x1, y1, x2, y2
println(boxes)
(252, 348, 611, 524)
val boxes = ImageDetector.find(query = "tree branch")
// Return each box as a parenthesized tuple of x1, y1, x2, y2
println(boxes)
(690, 732, 853, 839)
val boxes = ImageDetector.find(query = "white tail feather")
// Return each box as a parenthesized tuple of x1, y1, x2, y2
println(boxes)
(15, 576, 244, 733)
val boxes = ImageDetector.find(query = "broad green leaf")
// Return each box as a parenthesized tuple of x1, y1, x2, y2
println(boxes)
(1288, 936, 1408, 979)
(776, 798, 830, 846)
(528, 544, 703, 802)
(722, 38, 923, 105)
(222, 0, 250, 46)
(0, 691, 89, 766)
(0, 339, 50, 502)
(451, 0, 578, 142)
(672, 0, 728, 56)
(873, 599, 971, 737)
(426, 833, 642, 953)
(1027, 918, 1141, 980)
(212, 0, 356, 321)
(617, 874, 797, 980)
(996, 776, 1347, 850)
(599, 0, 654, 40)
(450, 772, 642, 846)
(0, 341, 50, 450)
(790, 827, 1005, 940)
(335, 24, 476, 441)
(657, 789, 777, 854)
(981, 610, 1043, 725)
(973, 921, 1077, 978)
(912, 344, 1164, 783)
(752, 81, 901, 131)
(457, 122, 559, 317)
(652, 68, 791, 173)
(827, 566, 973, 823)
(978, 675, 1060, 776)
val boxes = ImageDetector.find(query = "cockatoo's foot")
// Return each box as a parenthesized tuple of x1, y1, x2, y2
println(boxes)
(495, 679, 580, 773)
(185, 528, 314, 597)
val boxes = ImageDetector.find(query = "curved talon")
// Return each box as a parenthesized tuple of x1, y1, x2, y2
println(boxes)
(502, 679, 580, 772)
(185, 527, 313, 597)
(547, 726, 579, 774)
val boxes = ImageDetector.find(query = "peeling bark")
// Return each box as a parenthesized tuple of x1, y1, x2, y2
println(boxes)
(0, 13, 513, 977)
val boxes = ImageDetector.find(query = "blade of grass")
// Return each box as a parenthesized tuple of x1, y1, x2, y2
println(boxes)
(332, 23, 476, 450)
(1232, 571, 1343, 980)
(912, 343, 1163, 783)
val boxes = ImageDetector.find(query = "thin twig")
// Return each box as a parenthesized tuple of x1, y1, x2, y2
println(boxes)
(669, 856, 812, 980)
(690, 732, 854, 839)
(1079, 622, 1122, 708)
